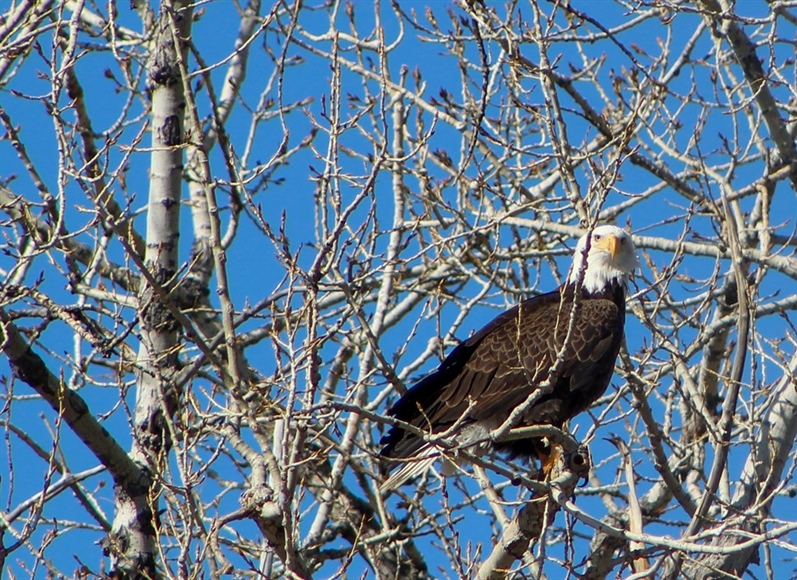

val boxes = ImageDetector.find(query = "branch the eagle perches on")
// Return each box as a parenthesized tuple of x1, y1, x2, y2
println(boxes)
(382, 423, 592, 579)
(475, 425, 591, 580)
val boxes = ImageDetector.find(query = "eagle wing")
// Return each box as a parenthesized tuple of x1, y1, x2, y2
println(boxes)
(462, 294, 622, 420)
(381, 290, 623, 459)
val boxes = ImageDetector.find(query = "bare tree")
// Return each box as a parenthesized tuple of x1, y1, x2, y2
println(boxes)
(2, 1, 797, 578)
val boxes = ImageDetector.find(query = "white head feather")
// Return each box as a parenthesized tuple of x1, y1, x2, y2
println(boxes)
(567, 225, 639, 294)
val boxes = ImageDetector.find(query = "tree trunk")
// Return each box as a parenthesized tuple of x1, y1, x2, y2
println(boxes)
(107, 2, 192, 576)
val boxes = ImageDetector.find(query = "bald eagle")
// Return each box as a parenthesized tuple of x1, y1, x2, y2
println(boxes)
(379, 225, 639, 491)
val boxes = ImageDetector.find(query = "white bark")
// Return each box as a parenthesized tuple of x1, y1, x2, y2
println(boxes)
(108, 1, 193, 576)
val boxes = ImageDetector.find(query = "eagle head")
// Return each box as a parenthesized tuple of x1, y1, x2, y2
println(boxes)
(568, 225, 639, 293)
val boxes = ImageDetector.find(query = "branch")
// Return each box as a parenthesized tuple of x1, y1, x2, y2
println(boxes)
(0, 308, 145, 491)
(475, 444, 591, 579)
(662, 188, 752, 579)
(682, 351, 797, 577)
(301, 451, 431, 579)
(695, 0, 797, 189)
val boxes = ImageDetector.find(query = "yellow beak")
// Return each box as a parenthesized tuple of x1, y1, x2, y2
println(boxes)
(599, 234, 620, 258)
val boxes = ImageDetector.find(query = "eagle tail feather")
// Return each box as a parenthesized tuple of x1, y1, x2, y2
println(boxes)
(380, 445, 439, 492)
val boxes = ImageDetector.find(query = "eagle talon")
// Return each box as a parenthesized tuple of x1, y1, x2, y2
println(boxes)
(535, 444, 591, 483)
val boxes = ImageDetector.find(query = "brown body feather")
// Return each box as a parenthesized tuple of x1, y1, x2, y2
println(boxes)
(379, 281, 626, 470)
